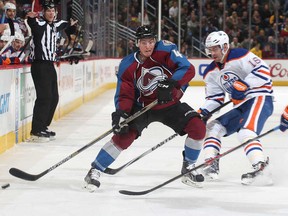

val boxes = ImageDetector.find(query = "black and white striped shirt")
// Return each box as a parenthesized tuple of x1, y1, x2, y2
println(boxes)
(27, 17, 68, 61)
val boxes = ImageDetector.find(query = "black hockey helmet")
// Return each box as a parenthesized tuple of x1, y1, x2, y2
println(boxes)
(41, 0, 59, 10)
(135, 25, 156, 40)
(135, 25, 157, 47)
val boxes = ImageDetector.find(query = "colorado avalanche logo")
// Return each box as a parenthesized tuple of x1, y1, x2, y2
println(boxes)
(136, 66, 167, 96)
(220, 71, 240, 93)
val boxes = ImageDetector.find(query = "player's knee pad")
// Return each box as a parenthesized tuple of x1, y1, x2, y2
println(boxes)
(112, 129, 138, 150)
(206, 120, 227, 139)
(185, 117, 206, 140)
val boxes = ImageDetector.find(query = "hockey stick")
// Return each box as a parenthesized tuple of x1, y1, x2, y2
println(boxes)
(17, 36, 32, 59)
(62, 24, 82, 55)
(202, 100, 232, 121)
(104, 100, 232, 175)
(0, 36, 14, 55)
(104, 133, 179, 175)
(9, 100, 158, 181)
(119, 125, 280, 196)
(59, 40, 93, 59)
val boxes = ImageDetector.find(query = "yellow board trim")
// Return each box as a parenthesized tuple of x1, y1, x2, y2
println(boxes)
(0, 83, 117, 154)
(0, 132, 15, 154)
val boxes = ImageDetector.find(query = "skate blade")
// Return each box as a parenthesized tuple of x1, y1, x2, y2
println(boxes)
(83, 182, 98, 192)
(241, 173, 273, 186)
(181, 176, 203, 188)
(204, 173, 220, 181)
(28, 136, 50, 143)
(49, 136, 56, 141)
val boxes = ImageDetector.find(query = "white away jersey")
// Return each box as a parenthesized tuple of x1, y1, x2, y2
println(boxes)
(201, 48, 273, 112)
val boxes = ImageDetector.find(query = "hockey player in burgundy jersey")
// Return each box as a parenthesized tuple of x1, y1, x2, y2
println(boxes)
(199, 31, 274, 185)
(84, 25, 206, 192)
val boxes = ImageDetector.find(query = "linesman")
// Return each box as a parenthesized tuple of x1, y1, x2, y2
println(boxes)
(27, 0, 77, 142)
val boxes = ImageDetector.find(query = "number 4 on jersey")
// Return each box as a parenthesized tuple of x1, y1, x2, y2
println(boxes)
(173, 49, 183, 58)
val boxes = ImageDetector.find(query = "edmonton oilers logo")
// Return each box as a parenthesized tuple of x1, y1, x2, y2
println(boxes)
(220, 71, 240, 93)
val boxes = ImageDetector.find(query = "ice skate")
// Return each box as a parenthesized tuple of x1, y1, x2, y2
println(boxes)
(46, 129, 56, 141)
(241, 157, 273, 186)
(202, 157, 220, 181)
(181, 151, 204, 187)
(181, 163, 204, 187)
(30, 131, 50, 142)
(84, 167, 101, 192)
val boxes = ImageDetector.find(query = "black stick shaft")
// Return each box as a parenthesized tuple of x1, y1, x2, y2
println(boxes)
(202, 100, 232, 121)
(18, 36, 32, 58)
(104, 133, 178, 175)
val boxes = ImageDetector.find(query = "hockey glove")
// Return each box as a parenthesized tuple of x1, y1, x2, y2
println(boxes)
(157, 79, 177, 104)
(2, 57, 11, 65)
(112, 109, 130, 135)
(280, 106, 288, 132)
(231, 80, 249, 105)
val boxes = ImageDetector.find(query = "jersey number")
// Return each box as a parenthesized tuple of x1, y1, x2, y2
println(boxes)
(248, 57, 261, 67)
(173, 50, 183, 58)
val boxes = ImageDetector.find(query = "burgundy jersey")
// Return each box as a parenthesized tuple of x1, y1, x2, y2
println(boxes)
(115, 40, 195, 112)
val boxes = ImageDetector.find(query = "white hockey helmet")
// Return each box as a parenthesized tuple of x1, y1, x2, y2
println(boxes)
(14, 32, 25, 43)
(0, 34, 10, 42)
(205, 31, 230, 55)
(4, 2, 16, 11)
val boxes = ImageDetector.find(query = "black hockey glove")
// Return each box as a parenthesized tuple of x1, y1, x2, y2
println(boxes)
(157, 79, 177, 105)
(112, 110, 130, 135)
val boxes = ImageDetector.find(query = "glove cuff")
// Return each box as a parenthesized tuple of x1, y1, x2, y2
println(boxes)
(197, 108, 210, 117)
(283, 106, 288, 120)
(233, 80, 249, 92)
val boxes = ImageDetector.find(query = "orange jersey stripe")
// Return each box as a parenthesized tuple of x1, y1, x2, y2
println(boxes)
(258, 69, 271, 76)
(246, 96, 264, 131)
(254, 85, 272, 90)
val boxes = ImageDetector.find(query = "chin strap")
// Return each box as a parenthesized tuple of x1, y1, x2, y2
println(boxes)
(220, 48, 229, 63)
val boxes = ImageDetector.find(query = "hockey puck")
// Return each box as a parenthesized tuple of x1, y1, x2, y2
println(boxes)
(1, 183, 10, 189)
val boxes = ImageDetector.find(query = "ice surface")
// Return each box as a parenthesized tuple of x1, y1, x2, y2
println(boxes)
(1, 86, 288, 216)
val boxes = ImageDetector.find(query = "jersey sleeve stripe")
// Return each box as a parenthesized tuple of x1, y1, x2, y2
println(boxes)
(258, 69, 271, 76)
(205, 92, 225, 99)
(251, 71, 270, 81)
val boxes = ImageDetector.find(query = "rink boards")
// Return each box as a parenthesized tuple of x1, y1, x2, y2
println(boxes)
(1, 58, 288, 153)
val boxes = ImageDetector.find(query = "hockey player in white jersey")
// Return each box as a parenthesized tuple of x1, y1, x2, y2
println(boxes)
(280, 105, 288, 132)
(198, 31, 274, 185)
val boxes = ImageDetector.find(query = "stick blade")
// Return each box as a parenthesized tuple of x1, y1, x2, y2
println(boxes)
(85, 40, 93, 53)
(9, 168, 40, 181)
(119, 189, 152, 196)
(103, 168, 118, 175)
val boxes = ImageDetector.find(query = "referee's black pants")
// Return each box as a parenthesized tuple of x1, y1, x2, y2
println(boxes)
(31, 61, 59, 133)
